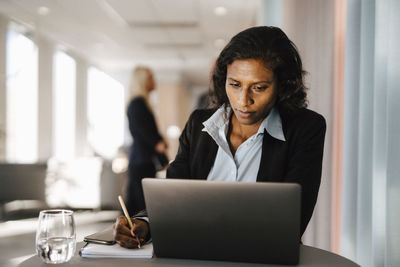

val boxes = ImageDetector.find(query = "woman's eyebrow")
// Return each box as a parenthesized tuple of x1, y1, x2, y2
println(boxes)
(227, 77, 239, 82)
(255, 80, 273, 85)
(227, 77, 273, 84)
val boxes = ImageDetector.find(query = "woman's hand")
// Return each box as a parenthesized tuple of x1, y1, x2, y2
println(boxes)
(113, 216, 149, 248)
(155, 140, 168, 154)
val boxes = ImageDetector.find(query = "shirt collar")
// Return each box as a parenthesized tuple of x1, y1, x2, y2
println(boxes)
(202, 105, 286, 142)
(263, 107, 286, 141)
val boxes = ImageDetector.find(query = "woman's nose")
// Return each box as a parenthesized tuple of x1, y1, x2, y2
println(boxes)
(238, 90, 254, 107)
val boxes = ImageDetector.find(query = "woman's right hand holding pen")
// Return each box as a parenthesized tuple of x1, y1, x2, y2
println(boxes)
(113, 216, 150, 248)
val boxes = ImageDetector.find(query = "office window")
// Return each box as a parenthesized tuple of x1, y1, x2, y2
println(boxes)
(53, 51, 76, 161)
(87, 67, 124, 159)
(6, 28, 38, 163)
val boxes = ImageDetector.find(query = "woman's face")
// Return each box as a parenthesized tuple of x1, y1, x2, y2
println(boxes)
(226, 59, 277, 126)
(146, 71, 156, 92)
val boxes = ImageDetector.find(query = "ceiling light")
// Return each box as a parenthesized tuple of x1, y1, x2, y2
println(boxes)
(214, 6, 227, 16)
(37, 6, 50, 16)
(166, 125, 181, 139)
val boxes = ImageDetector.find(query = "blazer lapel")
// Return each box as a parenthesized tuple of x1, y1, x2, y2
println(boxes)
(192, 133, 219, 180)
(257, 129, 287, 182)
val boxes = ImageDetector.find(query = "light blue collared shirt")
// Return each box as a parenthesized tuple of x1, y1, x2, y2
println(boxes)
(202, 106, 285, 182)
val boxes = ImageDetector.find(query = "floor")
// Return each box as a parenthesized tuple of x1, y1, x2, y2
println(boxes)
(0, 210, 120, 267)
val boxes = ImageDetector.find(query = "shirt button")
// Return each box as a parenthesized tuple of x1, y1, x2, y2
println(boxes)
(231, 171, 234, 174)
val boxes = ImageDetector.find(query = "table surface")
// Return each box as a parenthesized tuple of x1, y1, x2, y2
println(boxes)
(21, 242, 360, 267)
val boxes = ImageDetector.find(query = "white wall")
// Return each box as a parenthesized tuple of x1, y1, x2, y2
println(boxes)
(37, 34, 54, 161)
(153, 70, 191, 161)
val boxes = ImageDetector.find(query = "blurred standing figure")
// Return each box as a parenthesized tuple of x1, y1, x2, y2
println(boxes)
(126, 66, 168, 215)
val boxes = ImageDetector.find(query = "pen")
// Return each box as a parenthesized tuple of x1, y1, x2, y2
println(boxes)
(118, 195, 141, 248)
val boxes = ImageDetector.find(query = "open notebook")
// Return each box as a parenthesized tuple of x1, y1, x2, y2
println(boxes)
(80, 242, 153, 258)
(80, 227, 153, 258)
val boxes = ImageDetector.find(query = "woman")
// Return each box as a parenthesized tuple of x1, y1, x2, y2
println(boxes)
(125, 66, 168, 215)
(115, 26, 326, 248)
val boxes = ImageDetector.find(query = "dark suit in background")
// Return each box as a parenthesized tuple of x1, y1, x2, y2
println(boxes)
(167, 108, 326, 237)
(127, 96, 167, 215)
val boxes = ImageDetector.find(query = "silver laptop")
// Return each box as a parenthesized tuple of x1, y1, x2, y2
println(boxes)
(142, 178, 301, 265)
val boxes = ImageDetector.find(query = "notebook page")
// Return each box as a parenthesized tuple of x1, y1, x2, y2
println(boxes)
(80, 242, 153, 258)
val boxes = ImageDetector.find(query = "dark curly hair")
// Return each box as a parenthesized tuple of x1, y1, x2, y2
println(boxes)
(210, 26, 308, 111)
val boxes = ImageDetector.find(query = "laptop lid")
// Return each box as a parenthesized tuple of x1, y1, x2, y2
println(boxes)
(142, 178, 301, 265)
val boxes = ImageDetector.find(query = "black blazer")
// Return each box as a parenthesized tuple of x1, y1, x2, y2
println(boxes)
(167, 108, 326, 236)
(127, 97, 167, 166)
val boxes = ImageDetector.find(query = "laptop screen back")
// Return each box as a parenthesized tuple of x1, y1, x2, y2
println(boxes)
(142, 178, 301, 265)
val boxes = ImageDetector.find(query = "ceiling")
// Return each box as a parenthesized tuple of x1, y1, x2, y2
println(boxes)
(0, 0, 261, 88)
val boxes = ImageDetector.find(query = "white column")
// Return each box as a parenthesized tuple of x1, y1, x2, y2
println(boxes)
(0, 15, 7, 161)
(342, 0, 400, 266)
(386, 0, 400, 265)
(37, 35, 54, 161)
(377, 1, 400, 266)
(74, 57, 89, 157)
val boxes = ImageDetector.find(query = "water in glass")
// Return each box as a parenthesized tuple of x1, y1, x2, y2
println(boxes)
(36, 210, 76, 264)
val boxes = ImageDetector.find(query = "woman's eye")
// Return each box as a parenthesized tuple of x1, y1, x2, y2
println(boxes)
(254, 86, 267, 92)
(229, 83, 240, 88)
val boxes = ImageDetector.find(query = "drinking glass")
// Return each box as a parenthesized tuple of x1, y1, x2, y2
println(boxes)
(36, 209, 76, 264)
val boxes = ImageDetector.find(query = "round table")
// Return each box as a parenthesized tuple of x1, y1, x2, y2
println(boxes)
(22, 242, 359, 267)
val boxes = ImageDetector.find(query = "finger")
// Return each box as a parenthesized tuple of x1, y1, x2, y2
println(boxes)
(114, 229, 131, 242)
(131, 219, 143, 231)
(131, 220, 147, 238)
(136, 219, 151, 239)
(116, 236, 140, 249)
(116, 215, 127, 224)
(115, 217, 132, 236)
(118, 226, 132, 236)
(130, 228, 137, 238)
(116, 239, 135, 249)
(115, 224, 139, 248)
(114, 217, 136, 243)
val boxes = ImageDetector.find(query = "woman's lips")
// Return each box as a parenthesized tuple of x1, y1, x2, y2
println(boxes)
(236, 110, 254, 118)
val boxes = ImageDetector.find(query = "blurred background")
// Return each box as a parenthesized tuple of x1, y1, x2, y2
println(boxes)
(0, 0, 399, 266)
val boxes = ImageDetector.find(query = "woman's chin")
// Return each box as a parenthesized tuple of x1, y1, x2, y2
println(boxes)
(235, 116, 259, 126)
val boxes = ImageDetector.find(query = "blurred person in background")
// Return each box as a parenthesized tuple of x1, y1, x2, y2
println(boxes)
(125, 66, 168, 215)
